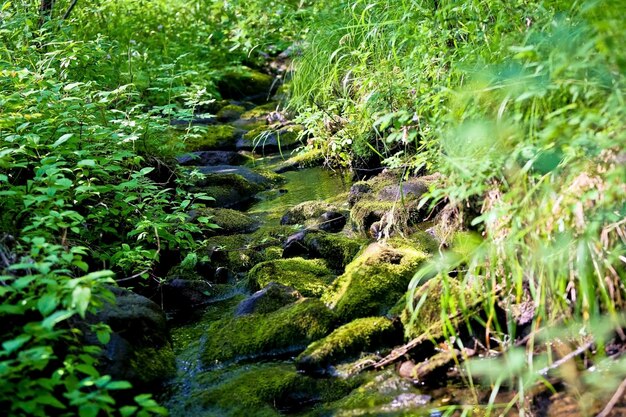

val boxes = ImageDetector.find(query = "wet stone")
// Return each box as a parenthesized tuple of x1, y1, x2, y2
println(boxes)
(317, 211, 347, 233)
(176, 151, 248, 167)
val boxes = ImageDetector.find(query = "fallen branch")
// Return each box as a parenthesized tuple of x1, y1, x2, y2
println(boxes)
(538, 341, 593, 376)
(596, 377, 626, 417)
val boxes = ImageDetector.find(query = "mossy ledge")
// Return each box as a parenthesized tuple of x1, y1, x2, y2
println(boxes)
(201, 298, 336, 365)
(296, 317, 401, 374)
(192, 363, 358, 417)
(247, 257, 335, 297)
(302, 231, 367, 271)
(322, 241, 428, 322)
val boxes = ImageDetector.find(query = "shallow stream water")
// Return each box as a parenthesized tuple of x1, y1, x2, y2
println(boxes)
(160, 159, 465, 417)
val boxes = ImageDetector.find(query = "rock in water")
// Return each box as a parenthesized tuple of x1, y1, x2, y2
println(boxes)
(235, 282, 302, 316)
(202, 298, 336, 364)
(83, 287, 175, 387)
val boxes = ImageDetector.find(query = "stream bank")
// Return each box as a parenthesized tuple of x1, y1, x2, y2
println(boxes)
(148, 62, 464, 416)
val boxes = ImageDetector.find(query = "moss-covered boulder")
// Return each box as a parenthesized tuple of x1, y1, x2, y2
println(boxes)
(201, 298, 336, 364)
(217, 67, 275, 100)
(322, 241, 428, 321)
(85, 287, 175, 388)
(248, 257, 335, 298)
(239, 101, 279, 122)
(296, 317, 401, 374)
(190, 166, 281, 208)
(216, 104, 246, 122)
(235, 282, 302, 316)
(184, 125, 242, 151)
(190, 207, 258, 235)
(205, 225, 295, 273)
(280, 200, 337, 226)
(274, 149, 324, 173)
(282, 230, 366, 272)
(191, 363, 357, 417)
(303, 231, 365, 271)
(238, 124, 303, 152)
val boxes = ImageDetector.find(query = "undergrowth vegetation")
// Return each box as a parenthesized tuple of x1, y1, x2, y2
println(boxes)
(292, 0, 625, 412)
(0, 0, 317, 414)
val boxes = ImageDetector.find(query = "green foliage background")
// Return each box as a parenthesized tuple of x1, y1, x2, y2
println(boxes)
(0, 0, 317, 414)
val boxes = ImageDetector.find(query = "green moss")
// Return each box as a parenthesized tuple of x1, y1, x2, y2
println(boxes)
(171, 296, 245, 352)
(248, 257, 335, 297)
(287, 149, 324, 167)
(194, 173, 265, 208)
(240, 101, 279, 120)
(216, 104, 246, 121)
(350, 200, 395, 232)
(193, 363, 356, 417)
(202, 298, 336, 364)
(130, 345, 176, 385)
(308, 370, 406, 416)
(296, 317, 399, 372)
(218, 67, 274, 99)
(195, 208, 257, 235)
(303, 231, 366, 271)
(206, 234, 262, 272)
(184, 124, 239, 151)
(282, 200, 336, 225)
(322, 241, 428, 322)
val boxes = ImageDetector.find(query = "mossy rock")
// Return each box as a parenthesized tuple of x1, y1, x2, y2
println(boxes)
(192, 363, 357, 417)
(85, 287, 176, 387)
(240, 101, 279, 121)
(205, 225, 297, 273)
(280, 200, 337, 226)
(274, 149, 324, 173)
(322, 241, 428, 322)
(296, 317, 401, 374)
(235, 282, 302, 316)
(184, 125, 241, 151)
(129, 345, 176, 386)
(248, 257, 335, 298)
(191, 208, 258, 235)
(216, 104, 246, 122)
(201, 298, 336, 364)
(302, 231, 366, 271)
(217, 67, 275, 100)
(191, 171, 269, 208)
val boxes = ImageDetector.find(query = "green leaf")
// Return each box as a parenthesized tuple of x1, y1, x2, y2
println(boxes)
(77, 159, 96, 167)
(138, 167, 154, 176)
(51, 133, 74, 148)
(78, 404, 99, 417)
(2, 334, 31, 353)
(106, 380, 132, 390)
(42, 310, 74, 330)
(37, 293, 58, 316)
(72, 286, 91, 318)
(36, 393, 66, 409)
(120, 406, 138, 417)
(64, 82, 83, 91)
(96, 329, 111, 345)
